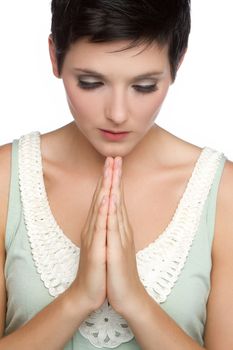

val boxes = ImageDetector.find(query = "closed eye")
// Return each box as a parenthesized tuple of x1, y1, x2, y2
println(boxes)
(77, 80, 158, 94)
(133, 84, 158, 93)
(78, 80, 103, 89)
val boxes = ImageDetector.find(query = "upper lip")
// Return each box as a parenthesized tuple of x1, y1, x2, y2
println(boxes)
(100, 129, 129, 134)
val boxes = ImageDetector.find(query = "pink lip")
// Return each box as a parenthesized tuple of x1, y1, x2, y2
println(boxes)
(100, 129, 130, 141)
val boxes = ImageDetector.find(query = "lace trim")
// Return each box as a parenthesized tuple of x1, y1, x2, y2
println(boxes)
(18, 131, 224, 348)
(18, 132, 79, 296)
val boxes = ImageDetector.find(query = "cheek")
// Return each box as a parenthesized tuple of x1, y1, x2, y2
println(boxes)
(134, 88, 169, 123)
(64, 81, 103, 120)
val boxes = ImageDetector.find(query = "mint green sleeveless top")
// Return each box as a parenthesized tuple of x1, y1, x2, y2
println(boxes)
(4, 132, 227, 349)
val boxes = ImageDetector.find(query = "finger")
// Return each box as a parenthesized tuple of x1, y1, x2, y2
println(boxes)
(107, 192, 122, 251)
(120, 178, 133, 242)
(82, 158, 111, 237)
(110, 157, 121, 204)
(113, 158, 133, 244)
(82, 175, 103, 234)
(117, 176, 127, 241)
(92, 191, 110, 248)
(113, 160, 126, 242)
(89, 158, 113, 238)
(107, 158, 124, 244)
(92, 157, 111, 207)
(112, 158, 134, 245)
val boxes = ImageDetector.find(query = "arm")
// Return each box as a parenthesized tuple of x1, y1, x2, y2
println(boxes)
(0, 144, 93, 350)
(0, 144, 112, 350)
(0, 144, 11, 337)
(120, 288, 205, 350)
(105, 157, 206, 349)
(0, 285, 93, 350)
(204, 160, 233, 349)
(115, 159, 233, 350)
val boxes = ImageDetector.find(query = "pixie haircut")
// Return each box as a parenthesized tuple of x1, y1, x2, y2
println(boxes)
(51, 0, 191, 81)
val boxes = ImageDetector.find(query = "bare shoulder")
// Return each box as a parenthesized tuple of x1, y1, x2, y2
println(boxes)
(0, 142, 12, 337)
(214, 158, 233, 247)
(153, 125, 204, 170)
(204, 158, 233, 349)
(0, 142, 12, 240)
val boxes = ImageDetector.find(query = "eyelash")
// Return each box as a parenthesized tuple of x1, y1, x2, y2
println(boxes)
(77, 80, 158, 94)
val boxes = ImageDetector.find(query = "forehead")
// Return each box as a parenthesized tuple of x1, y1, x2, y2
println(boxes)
(63, 37, 170, 74)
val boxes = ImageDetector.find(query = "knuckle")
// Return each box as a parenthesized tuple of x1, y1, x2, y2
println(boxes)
(95, 192, 105, 211)
(94, 221, 105, 233)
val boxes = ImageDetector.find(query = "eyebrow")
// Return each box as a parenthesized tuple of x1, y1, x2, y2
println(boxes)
(73, 68, 164, 80)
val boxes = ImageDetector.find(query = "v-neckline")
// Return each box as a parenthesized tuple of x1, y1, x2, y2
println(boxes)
(19, 131, 223, 303)
(35, 132, 208, 256)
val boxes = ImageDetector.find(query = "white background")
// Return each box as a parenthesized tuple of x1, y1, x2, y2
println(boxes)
(0, 1, 232, 159)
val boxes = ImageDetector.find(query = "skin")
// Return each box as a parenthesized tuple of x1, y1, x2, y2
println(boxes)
(48, 36, 176, 173)
(0, 34, 232, 349)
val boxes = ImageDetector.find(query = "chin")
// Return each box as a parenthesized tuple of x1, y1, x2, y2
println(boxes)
(97, 142, 137, 159)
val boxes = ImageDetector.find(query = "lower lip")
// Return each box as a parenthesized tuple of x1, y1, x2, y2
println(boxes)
(100, 130, 130, 141)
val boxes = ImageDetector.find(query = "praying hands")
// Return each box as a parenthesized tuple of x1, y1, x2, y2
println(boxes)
(73, 157, 146, 316)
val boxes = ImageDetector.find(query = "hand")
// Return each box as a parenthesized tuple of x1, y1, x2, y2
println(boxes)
(71, 157, 112, 311)
(106, 157, 145, 314)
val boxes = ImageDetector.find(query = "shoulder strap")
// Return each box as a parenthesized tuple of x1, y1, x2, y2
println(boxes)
(5, 138, 22, 251)
(206, 153, 227, 246)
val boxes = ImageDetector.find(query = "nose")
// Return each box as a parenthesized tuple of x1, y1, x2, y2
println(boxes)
(105, 87, 128, 124)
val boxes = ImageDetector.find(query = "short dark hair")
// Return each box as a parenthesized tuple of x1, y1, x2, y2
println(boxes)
(50, 0, 191, 81)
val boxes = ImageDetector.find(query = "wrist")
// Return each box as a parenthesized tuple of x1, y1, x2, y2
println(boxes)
(62, 284, 95, 323)
(121, 292, 157, 335)
(118, 284, 150, 318)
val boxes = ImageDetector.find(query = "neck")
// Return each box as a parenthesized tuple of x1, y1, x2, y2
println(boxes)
(43, 121, 171, 178)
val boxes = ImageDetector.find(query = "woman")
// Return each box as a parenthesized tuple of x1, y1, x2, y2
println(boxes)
(0, 0, 232, 349)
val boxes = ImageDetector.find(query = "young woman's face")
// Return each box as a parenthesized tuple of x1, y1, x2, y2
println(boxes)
(52, 37, 173, 158)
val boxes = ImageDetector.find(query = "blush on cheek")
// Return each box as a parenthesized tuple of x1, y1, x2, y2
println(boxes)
(67, 90, 103, 125)
(152, 86, 169, 111)
(139, 91, 166, 120)
(145, 91, 168, 123)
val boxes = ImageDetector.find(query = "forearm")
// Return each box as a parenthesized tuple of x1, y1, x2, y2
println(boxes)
(0, 286, 92, 350)
(120, 291, 206, 350)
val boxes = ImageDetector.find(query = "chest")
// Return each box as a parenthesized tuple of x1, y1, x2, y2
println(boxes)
(11, 134, 220, 346)
(44, 170, 187, 253)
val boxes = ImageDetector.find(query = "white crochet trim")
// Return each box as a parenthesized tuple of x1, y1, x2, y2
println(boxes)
(18, 131, 224, 348)
(18, 132, 79, 296)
